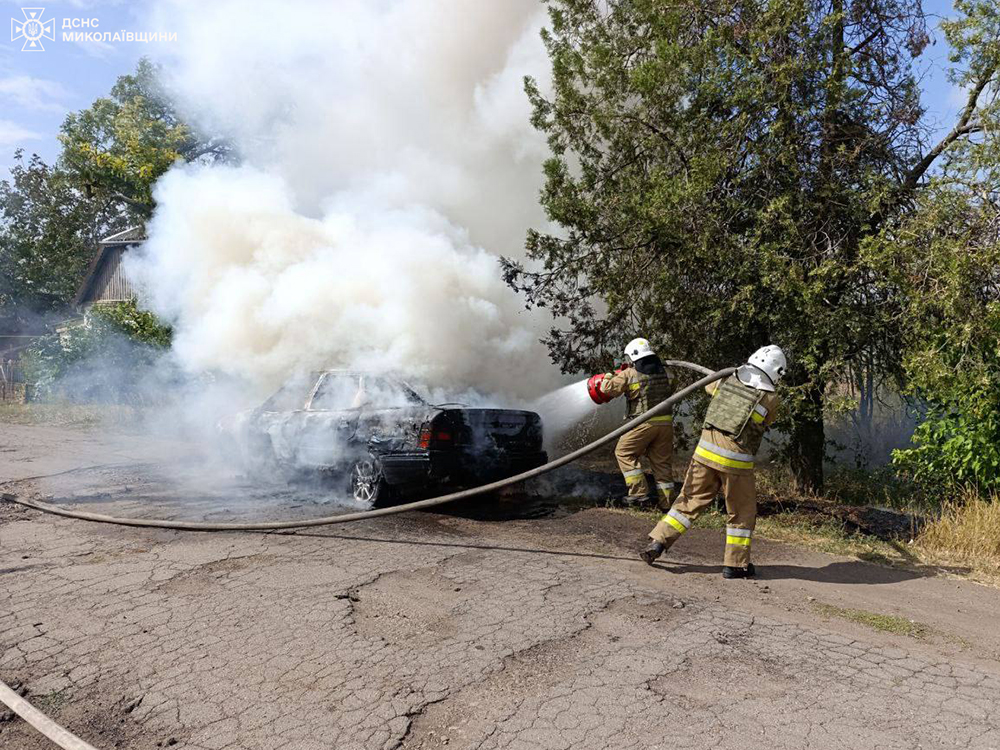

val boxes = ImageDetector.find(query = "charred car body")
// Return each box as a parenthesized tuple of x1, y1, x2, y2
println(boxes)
(221, 370, 547, 505)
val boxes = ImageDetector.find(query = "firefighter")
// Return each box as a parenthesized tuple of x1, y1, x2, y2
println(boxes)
(640, 345, 786, 579)
(599, 338, 677, 508)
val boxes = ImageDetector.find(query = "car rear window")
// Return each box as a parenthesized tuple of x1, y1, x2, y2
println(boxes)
(363, 376, 426, 408)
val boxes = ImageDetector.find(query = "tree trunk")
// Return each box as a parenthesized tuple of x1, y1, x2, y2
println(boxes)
(785, 2, 840, 495)
(789, 385, 825, 492)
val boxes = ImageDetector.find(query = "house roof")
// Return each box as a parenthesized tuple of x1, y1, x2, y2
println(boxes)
(74, 226, 147, 306)
(100, 226, 147, 244)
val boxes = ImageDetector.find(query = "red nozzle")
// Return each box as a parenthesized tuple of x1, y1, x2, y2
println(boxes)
(587, 373, 612, 405)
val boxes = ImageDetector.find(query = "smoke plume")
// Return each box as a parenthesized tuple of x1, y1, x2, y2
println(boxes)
(131, 0, 558, 399)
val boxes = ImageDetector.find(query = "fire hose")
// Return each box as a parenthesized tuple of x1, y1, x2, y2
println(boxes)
(3, 361, 734, 532)
(0, 680, 97, 750)
(1, 361, 732, 750)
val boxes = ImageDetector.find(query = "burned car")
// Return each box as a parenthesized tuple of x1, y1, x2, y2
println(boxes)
(221, 370, 547, 505)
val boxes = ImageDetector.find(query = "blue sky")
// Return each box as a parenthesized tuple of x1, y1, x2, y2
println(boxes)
(0, 0, 170, 169)
(0, 0, 969, 179)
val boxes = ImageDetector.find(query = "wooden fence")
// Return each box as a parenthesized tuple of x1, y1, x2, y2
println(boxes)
(0, 359, 27, 403)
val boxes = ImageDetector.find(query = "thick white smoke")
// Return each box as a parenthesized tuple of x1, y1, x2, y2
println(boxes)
(132, 0, 559, 398)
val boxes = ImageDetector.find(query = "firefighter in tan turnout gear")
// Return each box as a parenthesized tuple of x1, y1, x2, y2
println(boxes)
(641, 345, 786, 579)
(600, 338, 678, 508)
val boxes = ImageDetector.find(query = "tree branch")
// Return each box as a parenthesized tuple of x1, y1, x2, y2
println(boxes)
(848, 27, 882, 57)
(903, 67, 996, 190)
(620, 115, 691, 171)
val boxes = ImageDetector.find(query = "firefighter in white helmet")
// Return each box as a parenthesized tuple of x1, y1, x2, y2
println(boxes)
(641, 345, 786, 578)
(598, 338, 678, 508)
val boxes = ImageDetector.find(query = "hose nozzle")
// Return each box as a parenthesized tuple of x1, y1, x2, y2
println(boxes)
(587, 373, 612, 405)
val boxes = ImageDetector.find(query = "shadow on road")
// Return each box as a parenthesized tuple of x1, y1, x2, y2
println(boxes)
(280, 530, 641, 563)
(651, 560, 930, 585)
(277, 532, 947, 588)
(759, 560, 964, 585)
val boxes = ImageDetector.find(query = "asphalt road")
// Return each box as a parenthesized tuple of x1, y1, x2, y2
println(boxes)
(2, 422, 999, 750)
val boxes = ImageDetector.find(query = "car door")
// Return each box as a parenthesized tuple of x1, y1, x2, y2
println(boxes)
(293, 372, 364, 468)
(248, 372, 316, 466)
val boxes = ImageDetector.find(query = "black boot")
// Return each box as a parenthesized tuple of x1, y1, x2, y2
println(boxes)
(619, 494, 651, 509)
(722, 563, 756, 579)
(640, 541, 665, 565)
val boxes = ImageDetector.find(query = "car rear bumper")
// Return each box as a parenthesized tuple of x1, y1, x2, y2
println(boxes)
(381, 450, 548, 488)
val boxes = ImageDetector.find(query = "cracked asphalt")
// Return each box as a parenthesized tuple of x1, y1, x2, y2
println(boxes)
(2, 423, 1000, 750)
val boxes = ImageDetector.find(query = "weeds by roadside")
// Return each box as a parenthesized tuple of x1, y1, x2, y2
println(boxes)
(812, 603, 928, 638)
(913, 490, 1000, 585)
(755, 463, 930, 512)
(623, 504, 919, 567)
(0, 402, 138, 428)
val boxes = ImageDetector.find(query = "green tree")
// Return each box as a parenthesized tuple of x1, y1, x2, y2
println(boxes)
(2, 58, 229, 336)
(59, 57, 230, 220)
(887, 1, 1000, 491)
(506, 0, 994, 490)
(0, 150, 124, 321)
(882, 188, 1000, 490)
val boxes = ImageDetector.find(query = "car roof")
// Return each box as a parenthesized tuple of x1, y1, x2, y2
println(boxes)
(312, 369, 401, 380)
(305, 370, 427, 408)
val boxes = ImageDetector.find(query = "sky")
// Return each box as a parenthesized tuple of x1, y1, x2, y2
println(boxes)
(0, 0, 970, 179)
(0, 0, 172, 168)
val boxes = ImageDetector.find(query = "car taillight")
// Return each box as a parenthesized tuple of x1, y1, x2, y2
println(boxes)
(418, 425, 452, 448)
(418, 427, 432, 449)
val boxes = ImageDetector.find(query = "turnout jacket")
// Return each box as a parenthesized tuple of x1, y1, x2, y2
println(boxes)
(600, 365, 677, 424)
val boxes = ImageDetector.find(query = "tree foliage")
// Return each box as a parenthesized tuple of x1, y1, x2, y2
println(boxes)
(887, 1, 1000, 491)
(2, 58, 228, 337)
(885, 189, 1000, 490)
(59, 57, 231, 221)
(0, 150, 125, 321)
(507, 0, 994, 489)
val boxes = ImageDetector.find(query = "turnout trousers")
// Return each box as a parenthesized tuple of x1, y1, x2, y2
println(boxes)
(648, 459, 756, 567)
(614, 422, 674, 508)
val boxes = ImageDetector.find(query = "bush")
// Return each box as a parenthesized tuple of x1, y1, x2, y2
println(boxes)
(89, 299, 172, 348)
(24, 300, 173, 404)
(892, 387, 1000, 492)
(892, 333, 1000, 493)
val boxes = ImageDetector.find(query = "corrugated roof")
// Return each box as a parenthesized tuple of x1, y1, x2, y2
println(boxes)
(100, 226, 146, 244)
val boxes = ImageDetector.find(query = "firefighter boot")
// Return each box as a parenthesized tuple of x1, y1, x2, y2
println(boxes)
(722, 563, 756, 579)
(640, 541, 665, 565)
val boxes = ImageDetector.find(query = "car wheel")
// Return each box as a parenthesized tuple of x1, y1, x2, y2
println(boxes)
(351, 457, 389, 505)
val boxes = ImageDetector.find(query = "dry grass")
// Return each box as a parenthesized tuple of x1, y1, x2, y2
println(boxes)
(624, 499, 1000, 587)
(624, 503, 915, 565)
(0, 402, 138, 428)
(755, 462, 927, 510)
(914, 491, 1000, 585)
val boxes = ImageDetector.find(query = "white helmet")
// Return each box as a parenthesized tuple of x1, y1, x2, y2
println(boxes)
(737, 345, 787, 392)
(624, 337, 655, 362)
